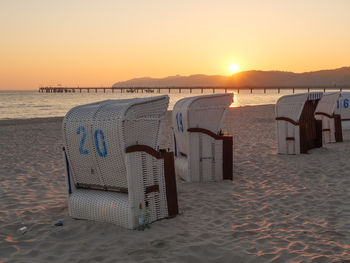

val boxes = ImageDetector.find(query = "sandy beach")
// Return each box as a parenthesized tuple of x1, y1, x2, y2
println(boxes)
(1, 105, 350, 262)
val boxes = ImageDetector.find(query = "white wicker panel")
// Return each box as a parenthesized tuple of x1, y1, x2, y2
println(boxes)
(125, 152, 169, 228)
(189, 133, 201, 182)
(318, 116, 335, 144)
(155, 157, 169, 220)
(90, 119, 127, 188)
(287, 123, 298, 154)
(176, 130, 226, 182)
(174, 157, 189, 181)
(123, 120, 161, 149)
(201, 134, 213, 182)
(276, 120, 300, 154)
(68, 189, 130, 228)
(63, 115, 102, 187)
(276, 121, 286, 154)
(214, 140, 223, 181)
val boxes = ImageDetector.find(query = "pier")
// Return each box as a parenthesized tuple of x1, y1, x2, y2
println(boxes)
(38, 86, 350, 94)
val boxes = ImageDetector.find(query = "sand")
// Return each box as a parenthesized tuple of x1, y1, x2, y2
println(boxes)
(1, 105, 350, 262)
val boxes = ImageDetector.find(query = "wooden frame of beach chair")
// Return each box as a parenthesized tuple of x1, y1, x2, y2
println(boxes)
(314, 92, 343, 143)
(172, 93, 233, 182)
(276, 92, 323, 154)
(62, 95, 178, 229)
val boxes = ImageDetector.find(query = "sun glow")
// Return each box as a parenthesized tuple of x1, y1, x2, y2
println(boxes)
(229, 63, 239, 74)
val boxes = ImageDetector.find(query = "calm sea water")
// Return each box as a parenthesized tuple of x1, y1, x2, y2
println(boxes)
(0, 89, 310, 120)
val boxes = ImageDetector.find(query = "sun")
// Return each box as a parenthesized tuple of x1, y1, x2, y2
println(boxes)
(229, 63, 239, 74)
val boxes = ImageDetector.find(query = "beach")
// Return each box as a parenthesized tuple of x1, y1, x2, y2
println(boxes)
(1, 105, 350, 262)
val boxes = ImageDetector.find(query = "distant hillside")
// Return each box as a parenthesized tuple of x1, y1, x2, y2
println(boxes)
(113, 67, 350, 87)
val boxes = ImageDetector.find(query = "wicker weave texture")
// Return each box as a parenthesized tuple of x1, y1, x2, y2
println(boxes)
(186, 133, 224, 182)
(69, 189, 130, 227)
(63, 95, 171, 229)
(125, 152, 168, 227)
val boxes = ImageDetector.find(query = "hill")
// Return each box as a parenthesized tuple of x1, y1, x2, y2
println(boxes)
(112, 67, 350, 87)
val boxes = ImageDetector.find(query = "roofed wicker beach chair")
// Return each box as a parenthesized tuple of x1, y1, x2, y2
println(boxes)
(172, 93, 233, 182)
(275, 92, 323, 154)
(62, 95, 178, 229)
(336, 92, 350, 129)
(315, 92, 343, 143)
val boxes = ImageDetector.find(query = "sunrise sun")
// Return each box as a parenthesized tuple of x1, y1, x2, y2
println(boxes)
(229, 63, 239, 74)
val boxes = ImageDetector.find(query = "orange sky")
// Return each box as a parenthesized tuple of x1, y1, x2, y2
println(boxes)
(1, 0, 350, 90)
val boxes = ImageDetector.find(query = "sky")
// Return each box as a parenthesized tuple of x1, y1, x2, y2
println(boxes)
(1, 0, 350, 90)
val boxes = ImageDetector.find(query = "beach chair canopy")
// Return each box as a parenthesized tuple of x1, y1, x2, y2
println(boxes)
(62, 95, 178, 229)
(275, 92, 323, 123)
(172, 93, 233, 182)
(63, 96, 168, 191)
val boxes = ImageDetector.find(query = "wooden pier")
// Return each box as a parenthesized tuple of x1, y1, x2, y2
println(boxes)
(38, 86, 350, 94)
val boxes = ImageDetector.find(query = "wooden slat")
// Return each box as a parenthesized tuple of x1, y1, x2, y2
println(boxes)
(76, 183, 128, 194)
(222, 136, 233, 180)
(163, 152, 179, 217)
(187, 127, 224, 140)
(315, 112, 334, 118)
(125, 145, 162, 159)
(334, 114, 343, 142)
(275, 117, 299, 126)
(145, 185, 159, 194)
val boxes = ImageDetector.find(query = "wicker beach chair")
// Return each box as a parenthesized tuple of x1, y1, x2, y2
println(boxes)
(62, 95, 178, 229)
(275, 92, 323, 154)
(172, 93, 233, 182)
(335, 92, 350, 129)
(315, 92, 343, 143)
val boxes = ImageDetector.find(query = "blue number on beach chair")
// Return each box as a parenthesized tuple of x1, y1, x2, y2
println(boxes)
(77, 126, 89, 154)
(94, 129, 108, 157)
(176, 112, 184, 132)
(176, 113, 180, 131)
(179, 113, 183, 132)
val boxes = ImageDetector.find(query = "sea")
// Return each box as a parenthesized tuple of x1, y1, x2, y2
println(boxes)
(0, 89, 314, 120)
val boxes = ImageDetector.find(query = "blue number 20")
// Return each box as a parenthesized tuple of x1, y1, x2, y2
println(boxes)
(77, 126, 89, 154)
(94, 129, 107, 157)
(76, 127, 107, 157)
(176, 113, 184, 132)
